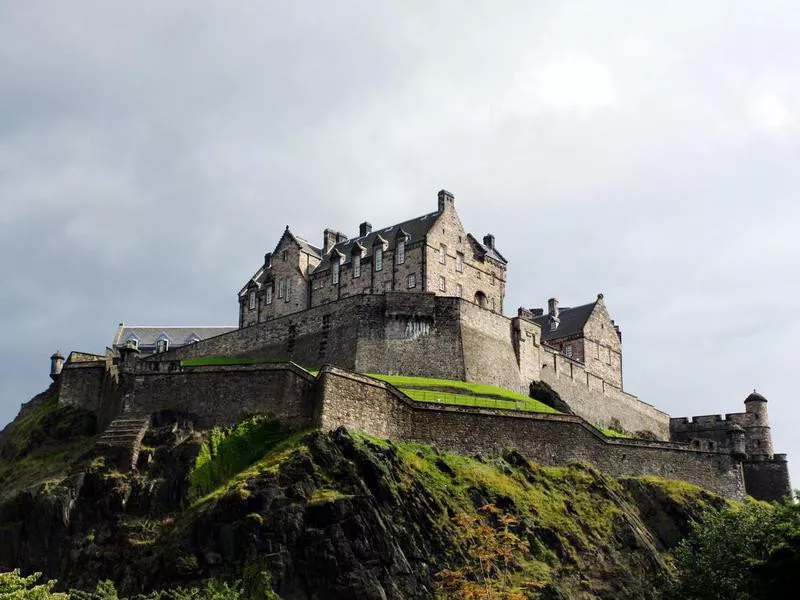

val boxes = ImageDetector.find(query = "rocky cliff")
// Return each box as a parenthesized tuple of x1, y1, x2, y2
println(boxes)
(0, 387, 726, 599)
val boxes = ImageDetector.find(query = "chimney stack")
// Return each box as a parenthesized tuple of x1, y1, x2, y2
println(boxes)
(548, 298, 559, 318)
(437, 189, 455, 213)
(264, 252, 272, 268)
(323, 228, 339, 254)
(483, 234, 495, 250)
(359, 222, 372, 237)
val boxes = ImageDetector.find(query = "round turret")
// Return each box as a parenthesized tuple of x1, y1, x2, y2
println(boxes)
(744, 390, 773, 459)
(728, 423, 747, 458)
(49, 351, 65, 381)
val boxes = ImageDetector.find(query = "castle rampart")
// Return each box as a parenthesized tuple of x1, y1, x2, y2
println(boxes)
(140, 292, 671, 438)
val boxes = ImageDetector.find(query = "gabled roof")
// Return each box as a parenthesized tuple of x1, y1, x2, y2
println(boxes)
(531, 301, 597, 342)
(239, 227, 321, 294)
(467, 234, 508, 265)
(112, 326, 237, 348)
(314, 211, 439, 271)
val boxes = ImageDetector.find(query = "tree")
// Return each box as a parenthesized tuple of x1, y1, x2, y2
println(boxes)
(661, 499, 800, 600)
(436, 504, 537, 599)
(0, 569, 67, 599)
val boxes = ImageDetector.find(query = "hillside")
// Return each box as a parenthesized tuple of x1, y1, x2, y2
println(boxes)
(0, 386, 728, 599)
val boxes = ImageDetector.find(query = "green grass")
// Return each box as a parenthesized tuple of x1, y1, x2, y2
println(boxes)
(596, 426, 633, 439)
(365, 374, 559, 414)
(188, 417, 295, 500)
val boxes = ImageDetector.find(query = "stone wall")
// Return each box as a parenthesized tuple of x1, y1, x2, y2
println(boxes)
(743, 457, 792, 502)
(127, 363, 316, 429)
(459, 300, 529, 394)
(315, 367, 746, 499)
(59, 361, 106, 411)
(539, 348, 670, 439)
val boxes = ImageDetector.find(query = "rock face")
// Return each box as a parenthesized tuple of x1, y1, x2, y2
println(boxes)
(0, 389, 726, 599)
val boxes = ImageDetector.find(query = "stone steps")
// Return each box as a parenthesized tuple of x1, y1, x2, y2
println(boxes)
(95, 413, 150, 469)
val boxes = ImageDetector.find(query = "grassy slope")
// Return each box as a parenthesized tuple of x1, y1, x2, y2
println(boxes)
(366, 373, 560, 414)
(179, 426, 720, 597)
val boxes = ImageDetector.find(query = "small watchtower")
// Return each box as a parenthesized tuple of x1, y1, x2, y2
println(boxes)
(49, 351, 65, 381)
(744, 390, 774, 459)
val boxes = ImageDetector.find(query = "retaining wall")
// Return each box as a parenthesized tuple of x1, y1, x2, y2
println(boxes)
(316, 367, 746, 499)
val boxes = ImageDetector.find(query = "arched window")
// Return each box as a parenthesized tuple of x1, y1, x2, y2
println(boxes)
(474, 291, 488, 308)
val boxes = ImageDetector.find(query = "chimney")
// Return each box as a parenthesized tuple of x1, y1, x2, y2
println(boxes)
(264, 252, 272, 268)
(323, 228, 338, 254)
(437, 189, 455, 213)
(359, 221, 372, 237)
(483, 234, 495, 249)
(548, 298, 559, 318)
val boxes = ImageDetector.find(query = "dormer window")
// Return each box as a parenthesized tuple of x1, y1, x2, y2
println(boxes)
(550, 317, 559, 331)
(156, 338, 169, 353)
(332, 260, 340, 284)
(374, 247, 383, 271)
(397, 240, 406, 264)
(564, 344, 573, 358)
(353, 254, 361, 278)
(248, 291, 256, 310)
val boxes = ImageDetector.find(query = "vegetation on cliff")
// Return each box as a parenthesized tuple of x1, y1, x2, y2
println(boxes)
(0, 390, 791, 599)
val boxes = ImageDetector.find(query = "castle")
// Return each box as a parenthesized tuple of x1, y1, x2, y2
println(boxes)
(49, 189, 791, 502)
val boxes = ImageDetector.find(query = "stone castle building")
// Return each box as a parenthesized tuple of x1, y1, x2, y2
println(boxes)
(48, 189, 791, 502)
(239, 190, 508, 328)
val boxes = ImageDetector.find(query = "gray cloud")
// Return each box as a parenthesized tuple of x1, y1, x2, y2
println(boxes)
(2, 0, 800, 489)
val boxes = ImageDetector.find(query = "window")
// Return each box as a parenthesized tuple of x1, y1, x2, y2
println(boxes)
(284, 278, 291, 302)
(456, 283, 462, 298)
(353, 254, 361, 278)
(397, 240, 405, 264)
(248, 291, 256, 310)
(374, 247, 383, 271)
(156, 339, 169, 354)
(332, 260, 340, 284)
(282, 250, 287, 261)
(491, 273, 496, 286)
(265, 285, 273, 305)
(384, 280, 392, 292)
(564, 344, 573, 358)
(126, 338, 139, 350)
(439, 276, 446, 292)
(278, 279, 286, 298)
(456, 252, 463, 272)
(439, 244, 446, 264)
(407, 273, 416, 289)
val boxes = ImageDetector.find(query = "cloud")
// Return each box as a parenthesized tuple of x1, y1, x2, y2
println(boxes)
(2, 0, 800, 489)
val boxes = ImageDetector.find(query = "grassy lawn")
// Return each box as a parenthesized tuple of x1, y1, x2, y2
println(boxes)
(596, 426, 632, 439)
(365, 374, 560, 414)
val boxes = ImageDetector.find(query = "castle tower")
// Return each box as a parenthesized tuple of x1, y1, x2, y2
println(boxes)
(744, 391, 774, 459)
(120, 340, 140, 374)
(49, 351, 64, 381)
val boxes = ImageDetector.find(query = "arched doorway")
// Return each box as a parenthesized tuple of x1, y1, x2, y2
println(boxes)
(474, 291, 488, 308)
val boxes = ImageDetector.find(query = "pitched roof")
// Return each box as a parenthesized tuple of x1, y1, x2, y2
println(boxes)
(314, 211, 439, 271)
(467, 234, 508, 265)
(531, 301, 597, 342)
(113, 326, 237, 347)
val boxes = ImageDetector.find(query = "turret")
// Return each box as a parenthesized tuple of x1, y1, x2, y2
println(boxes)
(744, 390, 774, 459)
(49, 351, 64, 381)
(120, 340, 140, 374)
(728, 424, 747, 459)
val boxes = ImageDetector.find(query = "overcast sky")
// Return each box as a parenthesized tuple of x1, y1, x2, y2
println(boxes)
(2, 1, 799, 488)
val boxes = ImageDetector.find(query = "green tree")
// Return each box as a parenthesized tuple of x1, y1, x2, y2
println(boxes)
(662, 499, 800, 600)
(0, 569, 67, 599)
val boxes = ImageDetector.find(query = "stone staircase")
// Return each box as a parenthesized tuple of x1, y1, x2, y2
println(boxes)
(96, 413, 151, 470)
